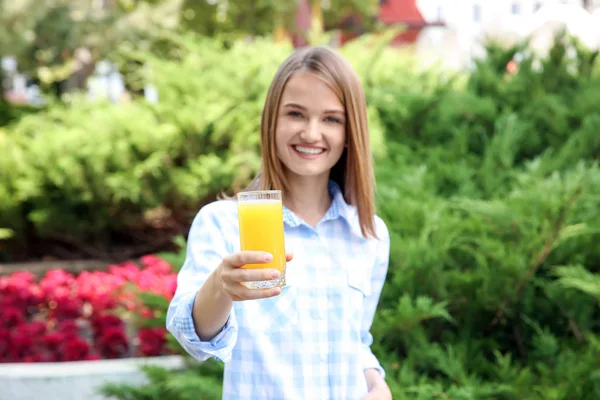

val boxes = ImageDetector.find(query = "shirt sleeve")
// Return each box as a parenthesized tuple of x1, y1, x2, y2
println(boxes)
(166, 201, 238, 363)
(359, 218, 390, 378)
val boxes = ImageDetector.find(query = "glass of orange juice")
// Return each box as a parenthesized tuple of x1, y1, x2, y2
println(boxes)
(237, 190, 286, 289)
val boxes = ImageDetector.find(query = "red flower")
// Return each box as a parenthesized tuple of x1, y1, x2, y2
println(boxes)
(140, 255, 172, 275)
(15, 321, 47, 337)
(91, 314, 123, 334)
(97, 327, 129, 359)
(41, 269, 75, 287)
(0, 306, 24, 329)
(164, 275, 177, 297)
(108, 262, 140, 281)
(57, 320, 79, 336)
(76, 271, 123, 312)
(22, 355, 44, 363)
(42, 332, 66, 349)
(0, 272, 43, 311)
(2, 254, 177, 363)
(0, 328, 10, 361)
(9, 331, 34, 360)
(51, 294, 82, 320)
(61, 337, 91, 361)
(139, 306, 153, 319)
(27, 321, 47, 336)
(138, 327, 168, 357)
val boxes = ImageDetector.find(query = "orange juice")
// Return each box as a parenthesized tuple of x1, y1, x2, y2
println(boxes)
(238, 200, 286, 272)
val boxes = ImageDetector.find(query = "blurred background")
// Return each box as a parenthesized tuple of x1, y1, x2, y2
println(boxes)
(1, 1, 599, 399)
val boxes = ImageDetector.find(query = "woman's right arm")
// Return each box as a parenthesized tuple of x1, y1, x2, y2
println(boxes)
(192, 251, 285, 341)
(166, 202, 290, 360)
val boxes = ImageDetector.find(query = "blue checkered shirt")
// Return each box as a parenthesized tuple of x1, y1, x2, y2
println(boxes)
(167, 181, 390, 400)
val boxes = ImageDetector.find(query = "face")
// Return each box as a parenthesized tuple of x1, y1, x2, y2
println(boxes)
(275, 71, 346, 183)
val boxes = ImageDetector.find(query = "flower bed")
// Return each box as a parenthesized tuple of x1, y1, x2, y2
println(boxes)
(0, 255, 177, 363)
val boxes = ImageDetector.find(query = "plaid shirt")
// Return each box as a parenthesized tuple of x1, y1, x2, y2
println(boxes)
(167, 181, 390, 400)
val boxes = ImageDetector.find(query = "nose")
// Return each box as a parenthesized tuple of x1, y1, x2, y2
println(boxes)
(300, 119, 321, 142)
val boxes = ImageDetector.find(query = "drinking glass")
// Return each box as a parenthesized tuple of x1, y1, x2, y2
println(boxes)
(237, 190, 286, 289)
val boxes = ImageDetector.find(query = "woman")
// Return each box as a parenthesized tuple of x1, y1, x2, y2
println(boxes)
(167, 45, 392, 400)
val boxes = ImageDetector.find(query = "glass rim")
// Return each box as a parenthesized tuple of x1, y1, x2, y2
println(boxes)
(237, 190, 281, 196)
(237, 190, 282, 201)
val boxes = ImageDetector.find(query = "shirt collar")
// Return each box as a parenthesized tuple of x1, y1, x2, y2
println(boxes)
(283, 180, 358, 229)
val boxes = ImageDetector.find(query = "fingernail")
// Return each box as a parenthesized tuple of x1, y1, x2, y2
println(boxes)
(272, 270, 280, 279)
(264, 253, 273, 262)
(273, 288, 281, 296)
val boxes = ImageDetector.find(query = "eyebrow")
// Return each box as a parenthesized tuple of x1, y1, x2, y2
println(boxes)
(283, 103, 345, 116)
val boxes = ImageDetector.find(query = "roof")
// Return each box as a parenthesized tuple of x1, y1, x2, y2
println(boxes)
(379, 0, 426, 25)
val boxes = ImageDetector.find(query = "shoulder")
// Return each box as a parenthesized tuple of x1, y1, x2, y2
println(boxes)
(188, 199, 239, 254)
(371, 215, 390, 280)
(341, 207, 389, 242)
(191, 199, 238, 230)
(198, 199, 237, 216)
(373, 215, 389, 242)
(373, 215, 390, 266)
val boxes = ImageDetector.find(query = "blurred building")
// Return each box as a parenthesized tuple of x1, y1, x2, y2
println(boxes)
(416, 0, 596, 38)
(380, 0, 600, 70)
(378, 0, 445, 45)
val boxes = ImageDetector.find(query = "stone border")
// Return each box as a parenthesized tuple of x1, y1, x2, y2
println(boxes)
(0, 259, 110, 277)
(0, 355, 186, 377)
(0, 355, 187, 400)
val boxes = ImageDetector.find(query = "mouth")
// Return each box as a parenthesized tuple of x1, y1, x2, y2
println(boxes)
(292, 145, 326, 157)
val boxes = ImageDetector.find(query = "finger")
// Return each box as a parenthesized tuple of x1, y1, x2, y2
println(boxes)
(227, 284, 281, 301)
(285, 253, 294, 262)
(224, 251, 273, 268)
(226, 267, 280, 283)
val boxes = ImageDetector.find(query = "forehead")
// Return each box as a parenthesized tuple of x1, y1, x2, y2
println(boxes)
(280, 71, 343, 109)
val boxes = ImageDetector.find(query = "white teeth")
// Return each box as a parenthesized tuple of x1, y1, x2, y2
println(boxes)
(294, 145, 324, 155)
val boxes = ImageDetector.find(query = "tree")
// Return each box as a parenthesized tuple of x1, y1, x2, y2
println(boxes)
(0, 0, 182, 94)
(0, 0, 380, 98)
(180, 0, 380, 43)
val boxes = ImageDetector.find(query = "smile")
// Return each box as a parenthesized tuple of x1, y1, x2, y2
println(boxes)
(292, 145, 325, 155)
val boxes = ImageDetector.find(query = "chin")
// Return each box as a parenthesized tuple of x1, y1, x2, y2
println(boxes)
(287, 167, 330, 179)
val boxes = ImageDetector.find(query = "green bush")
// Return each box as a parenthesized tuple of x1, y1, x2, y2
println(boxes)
(370, 33, 600, 400)
(0, 33, 395, 261)
(0, 37, 289, 259)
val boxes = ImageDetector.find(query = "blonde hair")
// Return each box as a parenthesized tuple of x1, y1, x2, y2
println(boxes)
(249, 46, 376, 238)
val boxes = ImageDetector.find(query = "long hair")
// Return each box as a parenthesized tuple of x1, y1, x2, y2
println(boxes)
(248, 46, 376, 239)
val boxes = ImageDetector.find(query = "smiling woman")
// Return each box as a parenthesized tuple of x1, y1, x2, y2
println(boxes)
(167, 46, 392, 400)
(257, 46, 377, 237)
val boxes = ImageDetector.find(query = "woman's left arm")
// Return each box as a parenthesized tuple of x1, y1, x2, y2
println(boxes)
(360, 219, 392, 399)
(363, 368, 392, 399)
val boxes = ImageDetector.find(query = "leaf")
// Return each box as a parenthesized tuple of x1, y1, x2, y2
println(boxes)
(553, 265, 600, 303)
(379, 294, 453, 333)
(0, 228, 14, 240)
(138, 292, 171, 311)
(557, 223, 600, 245)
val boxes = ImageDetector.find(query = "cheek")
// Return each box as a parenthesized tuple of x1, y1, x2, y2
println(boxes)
(274, 122, 291, 155)
(275, 118, 303, 146)
(329, 128, 347, 152)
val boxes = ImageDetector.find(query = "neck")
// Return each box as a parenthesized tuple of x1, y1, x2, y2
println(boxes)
(283, 174, 332, 227)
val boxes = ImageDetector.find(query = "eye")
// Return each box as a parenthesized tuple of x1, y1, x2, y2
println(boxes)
(288, 111, 303, 118)
(325, 116, 343, 124)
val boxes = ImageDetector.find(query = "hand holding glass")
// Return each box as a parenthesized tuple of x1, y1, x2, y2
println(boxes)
(237, 190, 287, 289)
